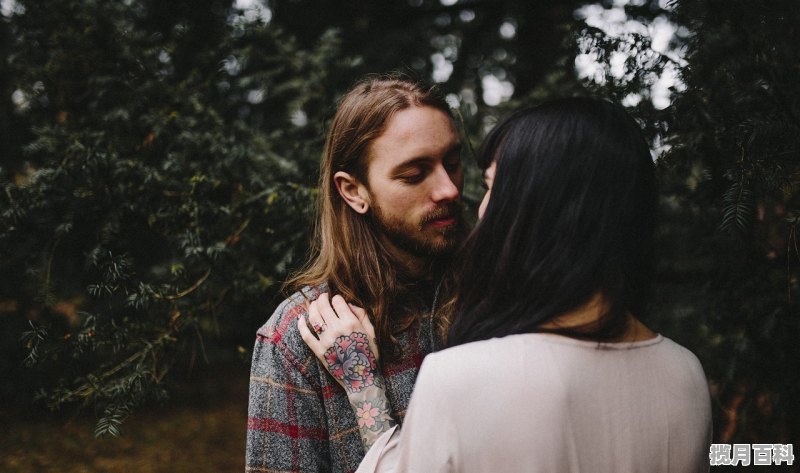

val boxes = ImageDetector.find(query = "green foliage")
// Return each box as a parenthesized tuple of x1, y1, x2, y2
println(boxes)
(268, 0, 584, 97)
(573, 0, 800, 448)
(2, 0, 798, 448)
(0, 0, 351, 435)
(664, 0, 800, 446)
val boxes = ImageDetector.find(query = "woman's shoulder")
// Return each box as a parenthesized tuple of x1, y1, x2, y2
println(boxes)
(420, 336, 531, 383)
(412, 338, 515, 403)
(425, 333, 706, 379)
(654, 336, 709, 378)
(427, 336, 513, 363)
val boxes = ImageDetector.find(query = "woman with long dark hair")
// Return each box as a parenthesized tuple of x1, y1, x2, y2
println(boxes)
(300, 97, 712, 472)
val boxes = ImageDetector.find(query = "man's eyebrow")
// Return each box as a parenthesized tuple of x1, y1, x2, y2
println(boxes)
(390, 143, 463, 174)
(390, 157, 432, 174)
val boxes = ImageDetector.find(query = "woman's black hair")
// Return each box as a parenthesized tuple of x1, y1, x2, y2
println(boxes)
(447, 97, 657, 346)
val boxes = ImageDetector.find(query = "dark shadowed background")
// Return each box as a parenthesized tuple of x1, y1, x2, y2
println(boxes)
(1, 0, 798, 471)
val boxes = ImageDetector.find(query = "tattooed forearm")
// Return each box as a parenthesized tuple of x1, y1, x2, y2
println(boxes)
(324, 332, 380, 394)
(350, 383, 397, 449)
(321, 332, 395, 449)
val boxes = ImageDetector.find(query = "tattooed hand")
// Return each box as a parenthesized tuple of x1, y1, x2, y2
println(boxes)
(298, 293, 396, 449)
(324, 332, 382, 393)
(298, 293, 380, 393)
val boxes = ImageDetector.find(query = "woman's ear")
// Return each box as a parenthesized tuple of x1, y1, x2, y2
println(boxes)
(333, 171, 370, 214)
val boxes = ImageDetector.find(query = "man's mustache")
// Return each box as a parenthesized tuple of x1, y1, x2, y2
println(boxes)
(420, 202, 462, 225)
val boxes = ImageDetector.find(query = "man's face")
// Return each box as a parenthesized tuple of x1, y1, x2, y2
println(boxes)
(365, 106, 464, 259)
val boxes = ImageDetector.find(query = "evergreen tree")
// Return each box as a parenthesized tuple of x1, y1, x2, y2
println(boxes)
(2, 0, 798, 448)
(572, 0, 800, 451)
(0, 0, 352, 435)
(663, 0, 800, 448)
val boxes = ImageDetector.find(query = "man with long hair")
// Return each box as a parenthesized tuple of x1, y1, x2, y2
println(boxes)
(245, 75, 466, 472)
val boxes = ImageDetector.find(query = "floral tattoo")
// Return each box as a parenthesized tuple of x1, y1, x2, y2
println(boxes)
(355, 397, 393, 431)
(324, 332, 380, 393)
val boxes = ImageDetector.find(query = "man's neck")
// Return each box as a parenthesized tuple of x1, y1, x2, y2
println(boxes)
(379, 236, 433, 279)
(398, 255, 428, 279)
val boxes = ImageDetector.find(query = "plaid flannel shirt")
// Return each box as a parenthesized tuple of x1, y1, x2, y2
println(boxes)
(246, 284, 440, 472)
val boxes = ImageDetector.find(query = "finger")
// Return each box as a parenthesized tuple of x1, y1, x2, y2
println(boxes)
(316, 293, 339, 322)
(297, 315, 324, 358)
(307, 300, 328, 338)
(348, 303, 375, 334)
(364, 319, 378, 349)
(345, 302, 378, 360)
(332, 297, 374, 350)
(331, 295, 358, 323)
(366, 330, 378, 360)
(348, 303, 369, 322)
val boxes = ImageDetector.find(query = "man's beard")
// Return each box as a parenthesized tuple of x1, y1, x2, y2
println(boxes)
(370, 202, 465, 258)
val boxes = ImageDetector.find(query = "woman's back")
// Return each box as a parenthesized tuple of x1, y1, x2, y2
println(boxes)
(388, 333, 712, 472)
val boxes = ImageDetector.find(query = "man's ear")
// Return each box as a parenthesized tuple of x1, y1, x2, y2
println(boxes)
(333, 171, 370, 214)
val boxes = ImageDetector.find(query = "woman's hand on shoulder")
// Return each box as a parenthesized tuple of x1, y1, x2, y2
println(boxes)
(298, 293, 396, 449)
(298, 292, 381, 394)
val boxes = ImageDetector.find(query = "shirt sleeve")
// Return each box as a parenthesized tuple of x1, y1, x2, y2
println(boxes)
(356, 354, 458, 473)
(245, 309, 331, 472)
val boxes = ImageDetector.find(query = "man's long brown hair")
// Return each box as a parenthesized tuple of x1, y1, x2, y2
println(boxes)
(286, 75, 455, 359)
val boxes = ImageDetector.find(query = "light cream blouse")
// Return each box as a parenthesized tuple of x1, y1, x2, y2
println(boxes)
(358, 333, 712, 473)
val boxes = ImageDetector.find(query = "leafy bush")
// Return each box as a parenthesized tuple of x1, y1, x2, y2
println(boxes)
(2, 0, 798, 449)
(573, 0, 800, 450)
(0, 0, 352, 435)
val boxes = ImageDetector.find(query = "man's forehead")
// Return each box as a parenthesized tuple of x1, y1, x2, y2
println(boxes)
(370, 106, 460, 160)
(381, 136, 461, 160)
(382, 107, 456, 136)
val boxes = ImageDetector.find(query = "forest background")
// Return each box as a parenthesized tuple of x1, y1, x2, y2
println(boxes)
(1, 0, 798, 471)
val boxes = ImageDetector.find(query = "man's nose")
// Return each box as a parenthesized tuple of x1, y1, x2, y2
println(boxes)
(430, 166, 460, 203)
